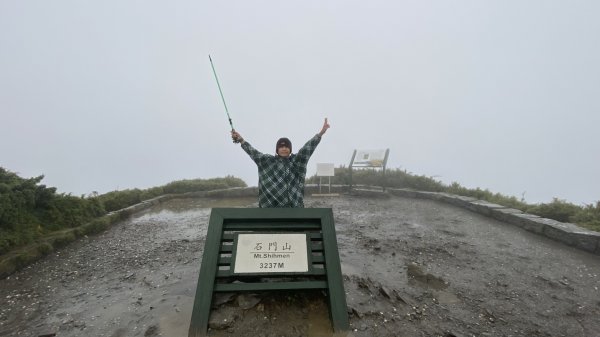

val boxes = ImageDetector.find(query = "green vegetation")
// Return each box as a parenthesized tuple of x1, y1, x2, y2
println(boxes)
(308, 166, 600, 232)
(2, 163, 597, 277)
(0, 167, 246, 255)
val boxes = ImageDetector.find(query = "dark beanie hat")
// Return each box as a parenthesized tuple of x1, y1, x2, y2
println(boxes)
(276, 137, 292, 153)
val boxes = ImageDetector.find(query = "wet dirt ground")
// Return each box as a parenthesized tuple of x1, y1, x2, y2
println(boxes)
(1, 194, 599, 337)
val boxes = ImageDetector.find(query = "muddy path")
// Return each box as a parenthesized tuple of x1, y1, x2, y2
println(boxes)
(1, 195, 599, 337)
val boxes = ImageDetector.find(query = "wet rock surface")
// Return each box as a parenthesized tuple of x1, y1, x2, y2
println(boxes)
(1, 195, 599, 336)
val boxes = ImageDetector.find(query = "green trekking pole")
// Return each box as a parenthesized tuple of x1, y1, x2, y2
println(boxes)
(209, 55, 239, 143)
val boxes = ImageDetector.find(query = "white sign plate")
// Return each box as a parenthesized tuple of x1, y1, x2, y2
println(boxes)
(316, 163, 335, 177)
(352, 149, 387, 167)
(234, 233, 309, 274)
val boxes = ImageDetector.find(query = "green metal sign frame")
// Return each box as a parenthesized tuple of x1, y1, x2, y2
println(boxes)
(188, 208, 349, 337)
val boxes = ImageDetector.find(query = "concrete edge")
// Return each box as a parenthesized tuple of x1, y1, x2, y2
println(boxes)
(387, 188, 600, 256)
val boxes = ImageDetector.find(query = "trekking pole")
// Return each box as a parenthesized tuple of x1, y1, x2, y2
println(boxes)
(208, 55, 239, 142)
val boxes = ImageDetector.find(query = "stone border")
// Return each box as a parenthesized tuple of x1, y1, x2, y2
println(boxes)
(386, 188, 600, 256)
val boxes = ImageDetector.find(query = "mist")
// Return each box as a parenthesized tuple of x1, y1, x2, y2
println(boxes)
(1, 1, 598, 205)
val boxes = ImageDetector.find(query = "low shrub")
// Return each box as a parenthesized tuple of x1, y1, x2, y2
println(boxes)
(82, 217, 111, 235)
(50, 232, 77, 248)
(526, 198, 581, 223)
(98, 189, 143, 213)
(163, 176, 246, 194)
(308, 166, 599, 232)
(570, 202, 600, 232)
(36, 242, 54, 255)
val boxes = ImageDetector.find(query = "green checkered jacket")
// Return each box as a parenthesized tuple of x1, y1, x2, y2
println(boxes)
(241, 134, 322, 208)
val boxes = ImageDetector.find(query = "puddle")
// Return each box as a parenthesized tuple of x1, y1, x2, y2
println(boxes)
(406, 264, 448, 290)
(405, 263, 460, 304)
(402, 222, 421, 229)
(155, 196, 258, 211)
(127, 197, 257, 243)
(432, 290, 461, 304)
(340, 262, 363, 277)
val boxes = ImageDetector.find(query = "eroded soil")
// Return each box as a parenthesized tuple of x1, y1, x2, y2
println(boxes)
(1, 194, 599, 337)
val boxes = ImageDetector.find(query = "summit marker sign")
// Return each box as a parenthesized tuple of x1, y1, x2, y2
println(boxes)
(234, 233, 309, 273)
(188, 208, 349, 337)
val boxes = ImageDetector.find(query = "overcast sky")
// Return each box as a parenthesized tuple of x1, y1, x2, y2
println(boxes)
(1, 1, 599, 205)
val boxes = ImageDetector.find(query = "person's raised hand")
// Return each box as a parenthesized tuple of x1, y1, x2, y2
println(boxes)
(319, 118, 330, 136)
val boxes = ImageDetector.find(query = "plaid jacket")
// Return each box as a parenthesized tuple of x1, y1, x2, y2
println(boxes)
(241, 134, 322, 208)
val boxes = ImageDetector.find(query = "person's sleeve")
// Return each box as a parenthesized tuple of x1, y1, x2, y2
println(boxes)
(241, 141, 268, 165)
(295, 134, 322, 163)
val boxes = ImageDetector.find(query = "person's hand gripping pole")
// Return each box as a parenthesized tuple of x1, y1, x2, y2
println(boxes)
(231, 130, 244, 144)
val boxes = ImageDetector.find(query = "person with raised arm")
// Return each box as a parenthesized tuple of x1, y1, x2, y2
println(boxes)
(231, 118, 330, 208)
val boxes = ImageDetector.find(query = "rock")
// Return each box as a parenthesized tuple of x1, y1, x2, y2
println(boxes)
(393, 289, 409, 305)
(73, 321, 86, 329)
(350, 306, 363, 319)
(237, 294, 261, 310)
(208, 307, 239, 330)
(379, 285, 391, 299)
(212, 293, 236, 308)
(144, 324, 159, 336)
(122, 272, 135, 280)
(357, 277, 370, 290)
(444, 333, 466, 337)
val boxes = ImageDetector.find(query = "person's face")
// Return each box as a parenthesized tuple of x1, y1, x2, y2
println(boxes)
(277, 145, 291, 157)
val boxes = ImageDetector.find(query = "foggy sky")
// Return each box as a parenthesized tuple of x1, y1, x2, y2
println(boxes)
(1, 1, 599, 205)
